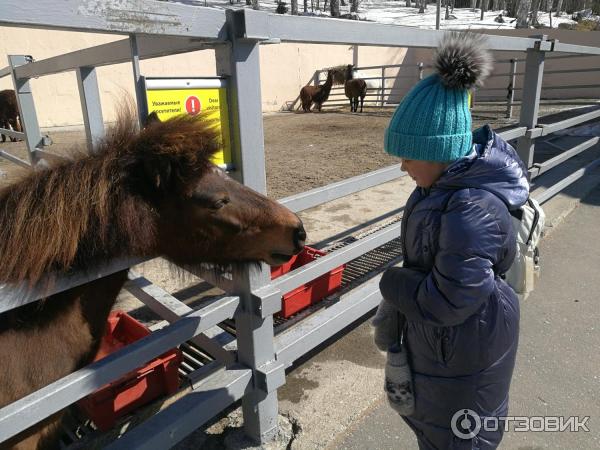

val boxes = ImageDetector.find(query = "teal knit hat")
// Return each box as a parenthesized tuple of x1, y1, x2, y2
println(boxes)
(385, 32, 492, 162)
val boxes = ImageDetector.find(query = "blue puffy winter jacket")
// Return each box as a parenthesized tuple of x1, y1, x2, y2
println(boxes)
(379, 125, 529, 449)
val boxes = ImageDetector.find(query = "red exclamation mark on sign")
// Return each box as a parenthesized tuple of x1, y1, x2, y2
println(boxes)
(185, 96, 201, 116)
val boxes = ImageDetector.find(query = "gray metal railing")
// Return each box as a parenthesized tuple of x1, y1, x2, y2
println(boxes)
(1, 3, 600, 449)
(310, 49, 600, 118)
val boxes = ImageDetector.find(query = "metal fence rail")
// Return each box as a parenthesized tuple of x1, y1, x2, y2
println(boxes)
(310, 47, 599, 117)
(1, 4, 600, 449)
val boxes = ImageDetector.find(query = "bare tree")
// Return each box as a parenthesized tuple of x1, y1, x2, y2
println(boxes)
(292, 0, 298, 13)
(506, 0, 518, 16)
(530, 0, 541, 24)
(418, 0, 428, 13)
(406, 0, 412, 7)
(351, 0, 359, 12)
(471, 0, 477, 11)
(481, 0, 489, 18)
(554, 0, 563, 15)
(516, 0, 532, 27)
(252, 0, 260, 8)
(330, 0, 340, 16)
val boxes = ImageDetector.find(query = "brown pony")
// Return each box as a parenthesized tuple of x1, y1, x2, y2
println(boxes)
(343, 65, 367, 113)
(0, 90, 21, 143)
(0, 111, 306, 450)
(299, 70, 334, 112)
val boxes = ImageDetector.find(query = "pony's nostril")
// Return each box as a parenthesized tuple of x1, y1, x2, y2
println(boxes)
(293, 224, 307, 251)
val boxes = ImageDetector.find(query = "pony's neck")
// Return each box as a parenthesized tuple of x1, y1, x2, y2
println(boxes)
(346, 67, 354, 81)
(0, 157, 159, 285)
(73, 192, 159, 271)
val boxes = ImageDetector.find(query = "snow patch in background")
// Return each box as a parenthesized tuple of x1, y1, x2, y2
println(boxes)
(176, 0, 579, 30)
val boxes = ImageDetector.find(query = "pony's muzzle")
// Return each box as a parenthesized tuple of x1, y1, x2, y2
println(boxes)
(293, 222, 307, 253)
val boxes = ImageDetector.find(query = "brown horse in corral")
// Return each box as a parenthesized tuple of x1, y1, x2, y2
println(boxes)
(342, 65, 367, 113)
(0, 90, 21, 143)
(299, 70, 334, 112)
(0, 112, 306, 450)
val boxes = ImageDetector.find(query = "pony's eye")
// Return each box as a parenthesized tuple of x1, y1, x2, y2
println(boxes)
(212, 198, 230, 210)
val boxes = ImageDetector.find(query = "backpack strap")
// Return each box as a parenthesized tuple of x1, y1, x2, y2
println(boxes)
(524, 197, 540, 246)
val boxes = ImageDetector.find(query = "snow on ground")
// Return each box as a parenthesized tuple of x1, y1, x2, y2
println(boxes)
(178, 0, 578, 30)
(360, 3, 577, 30)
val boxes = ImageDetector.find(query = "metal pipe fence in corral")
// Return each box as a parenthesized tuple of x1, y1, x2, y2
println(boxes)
(312, 49, 599, 118)
(1, 3, 600, 448)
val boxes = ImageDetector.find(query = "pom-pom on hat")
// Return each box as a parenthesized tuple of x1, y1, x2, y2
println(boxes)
(384, 32, 492, 162)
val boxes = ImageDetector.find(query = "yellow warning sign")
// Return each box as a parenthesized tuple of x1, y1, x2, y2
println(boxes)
(145, 80, 232, 168)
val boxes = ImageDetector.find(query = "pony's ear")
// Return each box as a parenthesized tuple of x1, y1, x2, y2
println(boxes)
(142, 156, 172, 191)
(144, 111, 161, 128)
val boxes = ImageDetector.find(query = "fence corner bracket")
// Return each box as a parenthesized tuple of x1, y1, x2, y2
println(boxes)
(255, 360, 286, 393)
(251, 286, 282, 319)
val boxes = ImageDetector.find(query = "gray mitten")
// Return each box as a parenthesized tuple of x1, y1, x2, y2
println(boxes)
(372, 298, 405, 351)
(384, 343, 415, 416)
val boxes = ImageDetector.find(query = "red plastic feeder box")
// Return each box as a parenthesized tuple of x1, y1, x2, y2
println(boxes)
(271, 246, 345, 318)
(77, 311, 182, 431)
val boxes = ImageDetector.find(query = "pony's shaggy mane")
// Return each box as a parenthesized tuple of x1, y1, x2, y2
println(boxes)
(0, 109, 221, 285)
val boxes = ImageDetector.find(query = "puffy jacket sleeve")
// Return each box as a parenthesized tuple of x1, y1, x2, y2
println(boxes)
(379, 195, 503, 327)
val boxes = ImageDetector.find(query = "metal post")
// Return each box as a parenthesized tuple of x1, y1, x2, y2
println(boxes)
(436, 0, 441, 30)
(506, 58, 517, 119)
(223, 9, 281, 444)
(76, 67, 104, 153)
(516, 36, 547, 169)
(9, 55, 44, 166)
(417, 62, 424, 80)
(380, 66, 385, 106)
(129, 35, 147, 128)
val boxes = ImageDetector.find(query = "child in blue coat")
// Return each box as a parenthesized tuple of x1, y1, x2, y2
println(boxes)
(375, 33, 529, 449)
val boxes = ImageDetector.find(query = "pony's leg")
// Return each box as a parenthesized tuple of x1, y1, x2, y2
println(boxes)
(360, 96, 364, 113)
(8, 120, 16, 142)
(1, 121, 6, 143)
